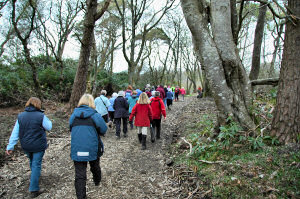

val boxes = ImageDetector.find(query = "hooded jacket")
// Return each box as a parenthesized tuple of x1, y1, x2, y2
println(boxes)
(150, 97, 166, 119)
(156, 86, 165, 99)
(127, 95, 138, 113)
(69, 105, 107, 161)
(180, 88, 186, 95)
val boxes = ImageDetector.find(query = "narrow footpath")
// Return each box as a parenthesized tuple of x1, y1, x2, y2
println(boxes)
(1, 96, 214, 199)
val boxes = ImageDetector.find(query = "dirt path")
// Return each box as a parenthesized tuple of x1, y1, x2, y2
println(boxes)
(1, 96, 203, 199)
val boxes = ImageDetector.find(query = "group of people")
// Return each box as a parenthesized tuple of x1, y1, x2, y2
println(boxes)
(5, 83, 186, 199)
(6, 96, 107, 198)
(93, 84, 186, 141)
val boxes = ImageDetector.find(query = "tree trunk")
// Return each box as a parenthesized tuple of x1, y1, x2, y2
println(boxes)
(181, 0, 255, 130)
(271, 0, 300, 143)
(69, 0, 98, 109)
(249, 3, 267, 80)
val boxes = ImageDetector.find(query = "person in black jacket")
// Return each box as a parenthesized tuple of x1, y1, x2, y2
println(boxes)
(6, 97, 52, 198)
(113, 91, 129, 139)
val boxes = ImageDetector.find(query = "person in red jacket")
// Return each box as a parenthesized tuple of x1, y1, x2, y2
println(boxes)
(129, 92, 153, 150)
(150, 91, 166, 139)
(156, 85, 165, 100)
(180, 87, 186, 101)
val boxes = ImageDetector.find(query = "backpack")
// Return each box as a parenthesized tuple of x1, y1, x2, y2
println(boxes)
(175, 88, 180, 94)
(70, 114, 104, 157)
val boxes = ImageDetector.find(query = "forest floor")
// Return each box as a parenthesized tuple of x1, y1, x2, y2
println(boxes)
(0, 96, 299, 199)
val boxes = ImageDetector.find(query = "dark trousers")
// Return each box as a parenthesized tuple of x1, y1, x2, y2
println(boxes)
(115, 117, 128, 136)
(74, 158, 101, 199)
(102, 114, 109, 123)
(175, 93, 179, 101)
(152, 118, 161, 138)
(108, 111, 114, 123)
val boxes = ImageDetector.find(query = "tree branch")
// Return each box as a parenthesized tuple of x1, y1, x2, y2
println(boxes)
(95, 0, 111, 21)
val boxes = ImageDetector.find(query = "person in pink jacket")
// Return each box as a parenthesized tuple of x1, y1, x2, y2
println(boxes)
(180, 87, 186, 101)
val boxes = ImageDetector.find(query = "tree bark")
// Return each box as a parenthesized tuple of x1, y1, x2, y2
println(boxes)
(181, 0, 255, 130)
(249, 3, 267, 80)
(271, 0, 300, 143)
(69, 0, 111, 109)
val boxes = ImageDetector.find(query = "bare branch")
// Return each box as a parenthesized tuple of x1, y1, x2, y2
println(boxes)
(95, 0, 111, 21)
(250, 77, 279, 86)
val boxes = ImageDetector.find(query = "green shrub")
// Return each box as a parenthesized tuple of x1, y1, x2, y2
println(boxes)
(0, 65, 32, 106)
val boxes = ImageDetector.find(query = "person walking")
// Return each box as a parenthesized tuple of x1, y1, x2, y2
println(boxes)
(69, 94, 107, 199)
(113, 91, 129, 138)
(156, 85, 165, 101)
(180, 87, 186, 101)
(197, 86, 203, 98)
(174, 86, 180, 101)
(6, 97, 52, 198)
(129, 93, 153, 150)
(125, 85, 133, 100)
(163, 85, 168, 107)
(150, 91, 166, 139)
(166, 88, 173, 110)
(127, 90, 139, 130)
(108, 92, 118, 128)
(94, 90, 111, 123)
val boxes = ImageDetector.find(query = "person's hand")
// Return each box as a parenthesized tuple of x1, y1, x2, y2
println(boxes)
(164, 116, 166, 120)
(6, 150, 13, 156)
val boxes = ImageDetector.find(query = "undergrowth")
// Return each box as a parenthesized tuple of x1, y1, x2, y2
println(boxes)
(172, 95, 299, 198)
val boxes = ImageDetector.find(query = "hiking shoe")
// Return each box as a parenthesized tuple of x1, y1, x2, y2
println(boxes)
(30, 189, 45, 198)
(124, 134, 128, 138)
(116, 135, 120, 140)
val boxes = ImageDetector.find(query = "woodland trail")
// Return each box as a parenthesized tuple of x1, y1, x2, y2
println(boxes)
(0, 96, 215, 199)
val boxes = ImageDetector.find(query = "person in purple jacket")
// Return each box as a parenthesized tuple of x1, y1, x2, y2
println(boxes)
(6, 97, 52, 198)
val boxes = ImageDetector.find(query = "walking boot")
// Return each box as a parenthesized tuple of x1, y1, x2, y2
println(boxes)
(138, 133, 142, 143)
(141, 135, 147, 150)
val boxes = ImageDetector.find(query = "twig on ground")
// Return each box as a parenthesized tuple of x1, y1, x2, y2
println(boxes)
(181, 137, 192, 157)
(198, 160, 225, 164)
(201, 189, 212, 197)
(185, 183, 199, 199)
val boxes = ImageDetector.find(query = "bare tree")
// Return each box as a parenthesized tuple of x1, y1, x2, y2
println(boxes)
(11, 0, 42, 98)
(114, 0, 174, 85)
(69, 0, 111, 109)
(36, 0, 82, 98)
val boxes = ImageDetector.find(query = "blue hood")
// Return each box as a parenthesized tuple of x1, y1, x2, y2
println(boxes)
(73, 105, 97, 118)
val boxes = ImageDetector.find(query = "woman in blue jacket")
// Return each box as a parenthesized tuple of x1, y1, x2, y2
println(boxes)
(69, 94, 107, 199)
(6, 97, 52, 198)
(127, 90, 138, 129)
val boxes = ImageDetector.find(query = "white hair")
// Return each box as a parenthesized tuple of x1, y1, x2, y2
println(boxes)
(151, 91, 156, 96)
(118, 91, 125, 97)
(112, 92, 118, 98)
(101, 90, 107, 95)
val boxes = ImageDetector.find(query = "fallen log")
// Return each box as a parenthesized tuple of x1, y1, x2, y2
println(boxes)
(250, 78, 279, 86)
